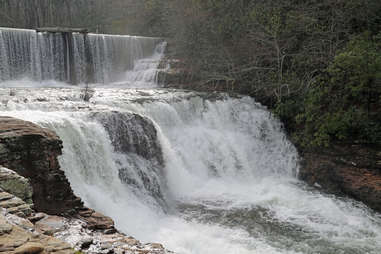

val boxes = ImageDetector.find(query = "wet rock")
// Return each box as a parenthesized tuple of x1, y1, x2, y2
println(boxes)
(79, 237, 93, 249)
(35, 215, 66, 236)
(29, 212, 47, 223)
(104, 228, 117, 234)
(54, 218, 170, 254)
(92, 111, 164, 165)
(124, 237, 140, 246)
(84, 211, 115, 230)
(149, 243, 164, 249)
(300, 144, 381, 212)
(5, 213, 34, 231)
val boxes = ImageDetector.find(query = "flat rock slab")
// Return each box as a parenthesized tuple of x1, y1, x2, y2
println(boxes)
(35, 216, 66, 236)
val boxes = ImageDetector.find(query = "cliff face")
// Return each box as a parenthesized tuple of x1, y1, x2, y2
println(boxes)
(300, 145, 381, 212)
(0, 116, 116, 232)
(0, 116, 83, 215)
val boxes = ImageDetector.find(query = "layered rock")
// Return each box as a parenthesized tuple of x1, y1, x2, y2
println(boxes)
(0, 166, 33, 204)
(0, 116, 82, 215)
(0, 116, 115, 232)
(0, 211, 75, 254)
(300, 145, 381, 212)
(0, 189, 33, 218)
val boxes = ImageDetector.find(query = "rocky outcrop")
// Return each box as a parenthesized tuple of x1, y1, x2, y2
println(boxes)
(0, 116, 169, 253)
(0, 116, 83, 215)
(0, 211, 75, 254)
(0, 166, 33, 204)
(0, 189, 33, 218)
(54, 217, 170, 254)
(300, 145, 381, 212)
(92, 111, 164, 166)
(92, 111, 167, 205)
(0, 116, 115, 232)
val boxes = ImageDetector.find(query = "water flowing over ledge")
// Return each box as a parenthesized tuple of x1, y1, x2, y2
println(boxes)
(0, 27, 166, 86)
(1, 88, 381, 254)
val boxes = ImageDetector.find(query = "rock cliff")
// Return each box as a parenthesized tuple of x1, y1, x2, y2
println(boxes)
(300, 145, 381, 212)
(0, 116, 82, 215)
(0, 116, 116, 231)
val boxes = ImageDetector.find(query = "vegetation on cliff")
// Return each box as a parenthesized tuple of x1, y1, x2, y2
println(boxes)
(140, 0, 381, 149)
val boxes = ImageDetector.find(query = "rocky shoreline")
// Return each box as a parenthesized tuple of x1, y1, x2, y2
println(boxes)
(300, 144, 381, 213)
(0, 116, 170, 254)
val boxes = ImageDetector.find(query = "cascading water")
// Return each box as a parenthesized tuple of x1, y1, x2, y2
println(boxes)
(1, 88, 381, 254)
(1, 25, 381, 254)
(0, 27, 165, 86)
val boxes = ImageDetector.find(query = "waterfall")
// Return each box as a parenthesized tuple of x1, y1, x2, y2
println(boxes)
(0, 27, 165, 86)
(2, 88, 381, 254)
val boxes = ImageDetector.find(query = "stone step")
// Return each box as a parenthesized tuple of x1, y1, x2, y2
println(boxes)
(7, 204, 33, 218)
(0, 197, 25, 209)
(0, 191, 13, 202)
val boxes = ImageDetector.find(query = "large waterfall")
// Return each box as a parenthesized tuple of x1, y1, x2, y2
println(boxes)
(1, 88, 381, 254)
(0, 27, 165, 86)
(1, 26, 381, 254)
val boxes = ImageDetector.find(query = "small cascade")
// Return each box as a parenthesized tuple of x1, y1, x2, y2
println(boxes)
(0, 27, 164, 86)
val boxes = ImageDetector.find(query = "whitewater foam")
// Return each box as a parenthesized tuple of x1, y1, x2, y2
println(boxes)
(2, 88, 381, 254)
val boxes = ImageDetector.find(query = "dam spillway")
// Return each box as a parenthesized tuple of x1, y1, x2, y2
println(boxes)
(0, 27, 165, 86)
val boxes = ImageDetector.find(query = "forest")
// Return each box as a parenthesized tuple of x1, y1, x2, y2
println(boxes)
(1, 0, 380, 149)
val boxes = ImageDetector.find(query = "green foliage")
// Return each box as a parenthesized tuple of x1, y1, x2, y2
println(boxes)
(293, 33, 381, 147)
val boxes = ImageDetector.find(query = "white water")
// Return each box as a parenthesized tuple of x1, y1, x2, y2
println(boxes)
(1, 88, 381, 254)
(1, 26, 381, 253)
(0, 27, 165, 86)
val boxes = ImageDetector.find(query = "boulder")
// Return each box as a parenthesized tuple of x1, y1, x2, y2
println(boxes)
(35, 215, 66, 236)
(0, 166, 33, 204)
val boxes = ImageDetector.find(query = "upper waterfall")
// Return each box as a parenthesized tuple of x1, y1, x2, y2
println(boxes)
(0, 27, 166, 86)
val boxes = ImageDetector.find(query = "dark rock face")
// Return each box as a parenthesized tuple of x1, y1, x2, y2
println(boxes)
(0, 116, 116, 231)
(92, 111, 164, 166)
(0, 116, 82, 215)
(92, 111, 167, 206)
(300, 145, 381, 212)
